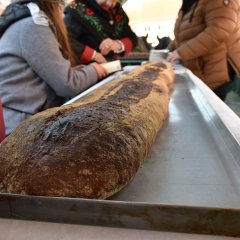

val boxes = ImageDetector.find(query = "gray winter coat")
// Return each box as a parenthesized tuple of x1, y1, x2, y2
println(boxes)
(0, 14, 99, 135)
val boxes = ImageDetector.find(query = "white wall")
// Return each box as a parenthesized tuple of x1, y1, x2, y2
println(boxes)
(123, 0, 181, 45)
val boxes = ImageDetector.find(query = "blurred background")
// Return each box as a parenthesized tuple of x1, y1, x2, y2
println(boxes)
(0, 0, 8, 13)
(0, 0, 181, 46)
(123, 0, 180, 46)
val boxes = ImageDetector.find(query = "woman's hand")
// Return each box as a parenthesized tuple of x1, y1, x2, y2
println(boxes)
(166, 50, 181, 63)
(91, 62, 108, 79)
(99, 38, 122, 56)
(92, 52, 107, 63)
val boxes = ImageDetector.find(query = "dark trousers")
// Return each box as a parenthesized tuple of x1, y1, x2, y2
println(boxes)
(213, 62, 235, 101)
(213, 82, 230, 101)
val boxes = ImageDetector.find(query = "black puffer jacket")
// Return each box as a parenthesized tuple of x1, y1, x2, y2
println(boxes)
(0, 3, 30, 38)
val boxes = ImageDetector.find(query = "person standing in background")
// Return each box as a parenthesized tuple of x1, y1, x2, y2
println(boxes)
(0, 0, 107, 135)
(167, 0, 240, 101)
(64, 0, 137, 64)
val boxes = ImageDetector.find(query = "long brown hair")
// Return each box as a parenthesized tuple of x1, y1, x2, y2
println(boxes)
(37, 1, 77, 66)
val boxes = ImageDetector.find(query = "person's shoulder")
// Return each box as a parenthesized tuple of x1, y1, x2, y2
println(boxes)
(115, 2, 128, 17)
(16, 16, 54, 47)
(64, 3, 79, 17)
(14, 17, 50, 43)
(15, 15, 49, 30)
(5, 16, 32, 35)
(26, 3, 50, 26)
(64, 4, 82, 24)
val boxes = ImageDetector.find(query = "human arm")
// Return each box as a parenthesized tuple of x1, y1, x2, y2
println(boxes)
(20, 20, 100, 98)
(64, 12, 107, 64)
(91, 50, 107, 63)
(99, 4, 137, 57)
(167, 39, 177, 52)
(166, 39, 180, 63)
(74, 63, 107, 79)
(166, 50, 181, 63)
(99, 38, 123, 56)
(177, 0, 239, 61)
(98, 34, 136, 57)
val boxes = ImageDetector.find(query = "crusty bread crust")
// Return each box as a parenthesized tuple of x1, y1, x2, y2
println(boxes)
(0, 61, 175, 199)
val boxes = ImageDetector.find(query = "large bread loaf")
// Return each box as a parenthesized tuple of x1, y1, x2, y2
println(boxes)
(0, 61, 174, 199)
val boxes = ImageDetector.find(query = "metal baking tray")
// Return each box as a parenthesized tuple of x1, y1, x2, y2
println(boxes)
(0, 65, 240, 237)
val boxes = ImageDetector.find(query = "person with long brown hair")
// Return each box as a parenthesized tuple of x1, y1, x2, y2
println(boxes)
(167, 0, 240, 101)
(0, 0, 107, 135)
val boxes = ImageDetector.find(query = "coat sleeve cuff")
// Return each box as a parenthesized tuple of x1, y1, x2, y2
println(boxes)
(119, 38, 133, 56)
(80, 46, 95, 64)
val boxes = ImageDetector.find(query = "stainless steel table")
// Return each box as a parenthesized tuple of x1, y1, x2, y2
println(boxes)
(0, 218, 238, 240)
(0, 64, 240, 238)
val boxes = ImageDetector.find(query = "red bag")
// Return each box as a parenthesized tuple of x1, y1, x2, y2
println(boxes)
(0, 98, 6, 142)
